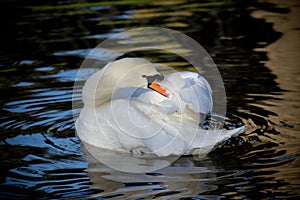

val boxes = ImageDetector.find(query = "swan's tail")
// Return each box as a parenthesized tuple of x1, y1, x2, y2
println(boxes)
(186, 126, 247, 156)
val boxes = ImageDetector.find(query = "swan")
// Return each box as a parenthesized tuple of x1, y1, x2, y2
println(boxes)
(75, 58, 246, 157)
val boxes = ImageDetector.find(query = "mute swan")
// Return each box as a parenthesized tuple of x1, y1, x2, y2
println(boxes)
(76, 58, 246, 157)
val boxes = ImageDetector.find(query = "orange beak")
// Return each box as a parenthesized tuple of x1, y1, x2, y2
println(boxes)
(149, 81, 169, 97)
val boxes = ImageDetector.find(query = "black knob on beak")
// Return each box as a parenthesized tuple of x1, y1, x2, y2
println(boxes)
(142, 74, 164, 85)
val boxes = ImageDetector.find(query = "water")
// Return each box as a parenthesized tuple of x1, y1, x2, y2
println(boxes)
(1, 0, 299, 199)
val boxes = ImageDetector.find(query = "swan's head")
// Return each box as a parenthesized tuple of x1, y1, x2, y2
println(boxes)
(82, 58, 167, 107)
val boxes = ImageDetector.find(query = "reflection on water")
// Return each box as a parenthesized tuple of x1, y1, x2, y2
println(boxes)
(82, 141, 178, 173)
(86, 157, 221, 199)
(0, 0, 299, 199)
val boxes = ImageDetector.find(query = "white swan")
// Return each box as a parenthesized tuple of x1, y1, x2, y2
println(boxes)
(76, 58, 246, 157)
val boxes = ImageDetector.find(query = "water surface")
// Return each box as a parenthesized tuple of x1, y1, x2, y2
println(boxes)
(0, 0, 299, 199)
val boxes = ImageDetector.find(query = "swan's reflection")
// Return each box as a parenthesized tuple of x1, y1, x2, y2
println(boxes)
(82, 142, 219, 199)
(81, 141, 180, 173)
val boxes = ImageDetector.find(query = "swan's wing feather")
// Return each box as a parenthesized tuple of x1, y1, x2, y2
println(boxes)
(186, 126, 246, 155)
(169, 72, 213, 114)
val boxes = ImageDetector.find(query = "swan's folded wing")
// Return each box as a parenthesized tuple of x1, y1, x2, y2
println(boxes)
(178, 72, 213, 114)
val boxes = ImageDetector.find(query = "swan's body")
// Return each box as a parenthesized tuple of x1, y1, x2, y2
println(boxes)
(76, 58, 245, 157)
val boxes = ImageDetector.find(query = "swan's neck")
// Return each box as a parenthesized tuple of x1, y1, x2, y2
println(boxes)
(82, 58, 158, 108)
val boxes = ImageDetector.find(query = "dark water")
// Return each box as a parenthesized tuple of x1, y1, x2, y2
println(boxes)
(1, 0, 299, 199)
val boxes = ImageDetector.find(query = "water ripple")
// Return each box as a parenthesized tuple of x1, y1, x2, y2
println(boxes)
(0, 0, 299, 199)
